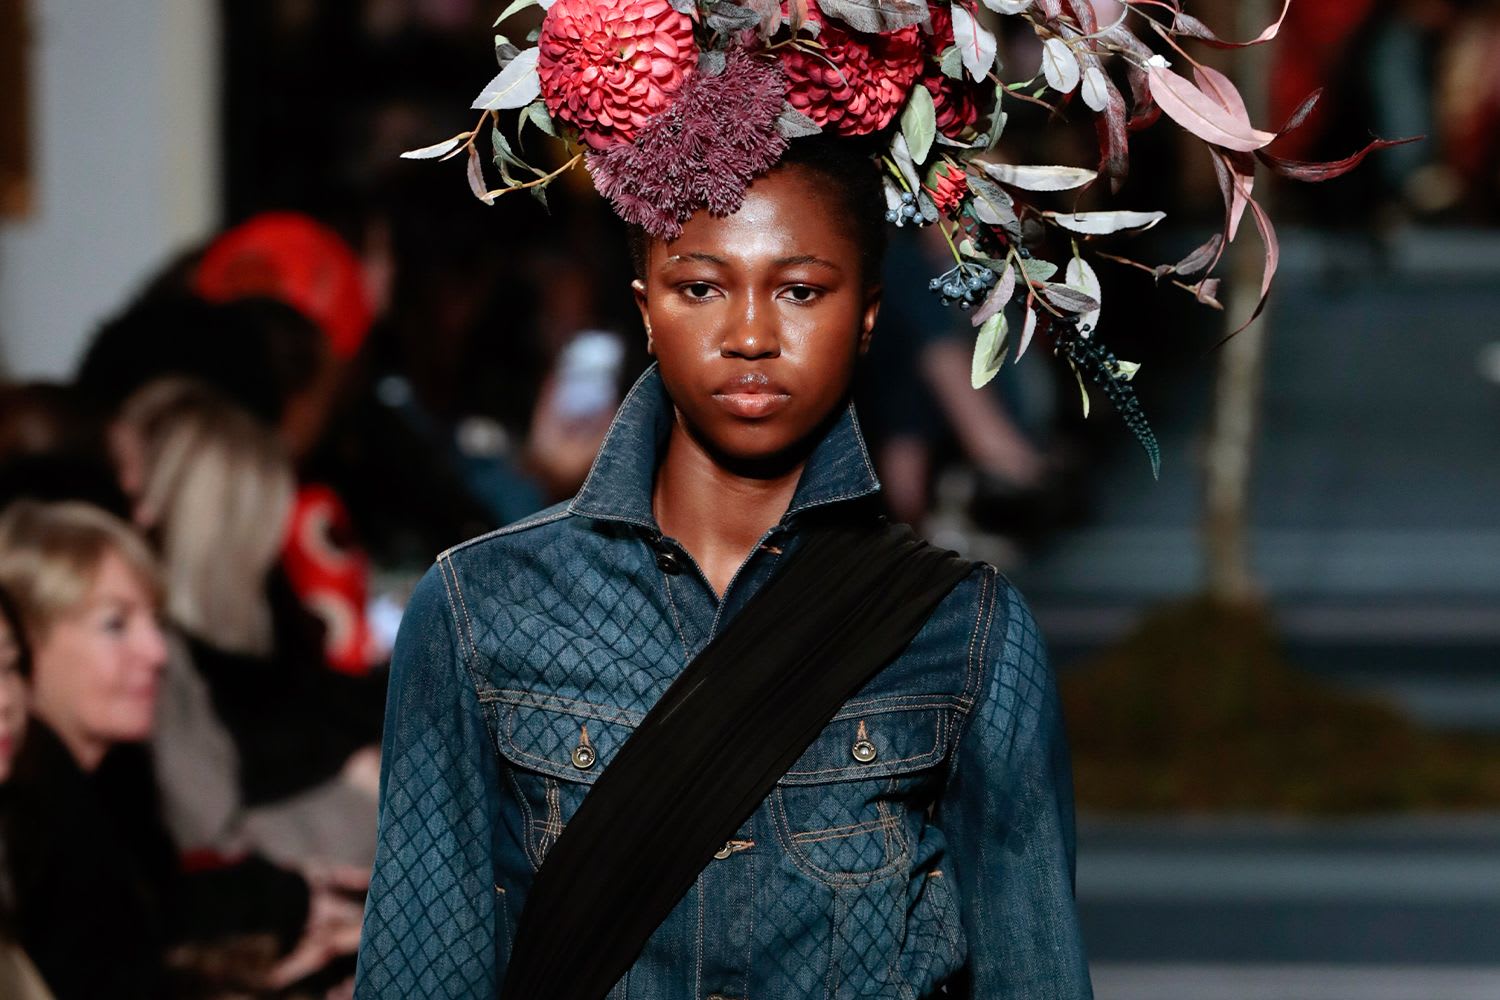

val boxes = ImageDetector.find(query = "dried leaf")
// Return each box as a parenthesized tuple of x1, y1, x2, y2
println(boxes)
(971, 312, 1009, 389)
(1043, 209, 1166, 234)
(951, 5, 998, 84)
(1041, 38, 1080, 95)
(742, 0, 784, 35)
(971, 261, 1017, 327)
(472, 47, 541, 110)
(1016, 303, 1038, 360)
(1156, 232, 1223, 279)
(1257, 135, 1423, 183)
(1276, 88, 1323, 136)
(1146, 63, 1275, 151)
(401, 132, 473, 160)
(1093, 67, 1129, 192)
(979, 162, 1097, 191)
(466, 145, 495, 204)
(900, 85, 937, 165)
(1172, 0, 1292, 49)
(813, 0, 929, 33)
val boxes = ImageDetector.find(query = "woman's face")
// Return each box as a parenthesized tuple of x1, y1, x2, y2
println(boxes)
(30, 551, 167, 770)
(0, 616, 27, 783)
(634, 165, 880, 467)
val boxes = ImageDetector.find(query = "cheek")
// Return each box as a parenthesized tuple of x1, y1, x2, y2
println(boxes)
(38, 633, 155, 739)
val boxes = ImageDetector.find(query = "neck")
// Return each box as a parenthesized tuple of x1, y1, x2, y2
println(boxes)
(653, 414, 805, 597)
(37, 710, 107, 773)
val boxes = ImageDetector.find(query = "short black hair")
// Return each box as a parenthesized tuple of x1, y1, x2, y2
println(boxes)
(627, 133, 888, 286)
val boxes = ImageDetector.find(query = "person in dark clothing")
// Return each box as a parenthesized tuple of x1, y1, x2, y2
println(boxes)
(0, 500, 357, 998)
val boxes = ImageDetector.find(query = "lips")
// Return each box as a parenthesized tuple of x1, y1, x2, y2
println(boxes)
(711, 371, 791, 419)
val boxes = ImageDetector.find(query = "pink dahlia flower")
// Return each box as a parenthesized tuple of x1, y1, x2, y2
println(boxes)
(589, 51, 789, 239)
(778, 5, 924, 136)
(922, 5, 983, 138)
(537, 0, 698, 150)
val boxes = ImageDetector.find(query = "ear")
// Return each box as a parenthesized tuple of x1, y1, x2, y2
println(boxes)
(631, 279, 654, 355)
(857, 282, 882, 356)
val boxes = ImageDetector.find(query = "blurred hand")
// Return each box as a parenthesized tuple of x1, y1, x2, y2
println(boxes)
(264, 865, 370, 990)
(525, 374, 614, 500)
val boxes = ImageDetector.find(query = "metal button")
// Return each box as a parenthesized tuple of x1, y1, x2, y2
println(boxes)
(851, 739, 878, 763)
(571, 744, 597, 770)
(712, 843, 733, 860)
(656, 548, 683, 574)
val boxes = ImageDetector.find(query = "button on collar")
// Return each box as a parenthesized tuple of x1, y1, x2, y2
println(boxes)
(656, 548, 684, 574)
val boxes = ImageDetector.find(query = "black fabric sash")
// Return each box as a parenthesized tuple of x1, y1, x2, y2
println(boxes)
(501, 519, 973, 999)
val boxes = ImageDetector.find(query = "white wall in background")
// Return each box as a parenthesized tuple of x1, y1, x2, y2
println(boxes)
(0, 0, 219, 379)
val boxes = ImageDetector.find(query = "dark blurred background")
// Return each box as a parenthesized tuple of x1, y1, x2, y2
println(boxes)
(2, 0, 1498, 996)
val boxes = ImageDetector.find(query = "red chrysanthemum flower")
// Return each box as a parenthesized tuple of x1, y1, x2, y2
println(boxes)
(588, 51, 790, 239)
(922, 5, 983, 138)
(926, 161, 968, 217)
(537, 0, 698, 150)
(778, 6, 924, 136)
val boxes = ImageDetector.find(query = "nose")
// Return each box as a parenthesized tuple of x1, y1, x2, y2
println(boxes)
(136, 617, 169, 673)
(720, 291, 781, 360)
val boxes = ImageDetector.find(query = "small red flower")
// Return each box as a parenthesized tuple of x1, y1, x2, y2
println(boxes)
(922, 4, 983, 138)
(927, 162, 968, 217)
(778, 5, 924, 136)
(537, 0, 698, 150)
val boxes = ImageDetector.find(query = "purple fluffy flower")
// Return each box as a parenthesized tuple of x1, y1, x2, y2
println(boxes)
(588, 50, 790, 240)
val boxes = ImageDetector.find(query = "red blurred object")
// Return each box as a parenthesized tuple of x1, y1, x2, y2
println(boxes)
(1269, 0, 1376, 161)
(281, 484, 379, 676)
(194, 212, 374, 360)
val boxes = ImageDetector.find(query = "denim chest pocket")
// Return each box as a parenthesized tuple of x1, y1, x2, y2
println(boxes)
(488, 695, 640, 868)
(772, 702, 953, 885)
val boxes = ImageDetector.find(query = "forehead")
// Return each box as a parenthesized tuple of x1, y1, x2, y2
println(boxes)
(654, 167, 854, 270)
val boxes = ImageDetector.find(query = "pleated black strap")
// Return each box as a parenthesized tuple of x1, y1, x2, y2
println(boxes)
(501, 519, 973, 1000)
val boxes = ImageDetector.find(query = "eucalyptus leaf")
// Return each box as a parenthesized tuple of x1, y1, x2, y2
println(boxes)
(971, 312, 1009, 389)
(493, 0, 539, 26)
(950, 5, 997, 84)
(1016, 303, 1038, 360)
(1039, 282, 1100, 314)
(472, 47, 541, 110)
(400, 132, 472, 160)
(971, 262, 1016, 327)
(1043, 209, 1167, 235)
(776, 105, 822, 138)
(1041, 37, 1080, 94)
(939, 45, 965, 81)
(899, 85, 936, 165)
(980, 161, 1096, 191)
(1064, 255, 1102, 333)
(814, 0, 929, 34)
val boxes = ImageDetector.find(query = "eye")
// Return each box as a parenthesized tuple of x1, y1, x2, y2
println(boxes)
(679, 281, 719, 301)
(102, 615, 128, 635)
(780, 284, 821, 304)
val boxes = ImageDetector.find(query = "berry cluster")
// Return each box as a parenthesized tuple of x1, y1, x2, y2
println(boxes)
(885, 190, 931, 227)
(927, 262, 999, 309)
(1054, 319, 1161, 478)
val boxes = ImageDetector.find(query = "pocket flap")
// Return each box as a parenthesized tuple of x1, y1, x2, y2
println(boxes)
(778, 705, 949, 785)
(492, 695, 639, 785)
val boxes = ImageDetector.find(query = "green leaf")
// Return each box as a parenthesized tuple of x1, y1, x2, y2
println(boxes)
(1069, 359, 1091, 417)
(814, 0, 930, 34)
(524, 100, 558, 137)
(529, 182, 551, 210)
(1019, 257, 1058, 282)
(899, 85, 936, 166)
(970, 312, 1008, 388)
(472, 47, 541, 111)
(939, 45, 965, 81)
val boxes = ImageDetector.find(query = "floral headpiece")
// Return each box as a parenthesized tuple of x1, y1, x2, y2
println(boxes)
(405, 0, 1411, 475)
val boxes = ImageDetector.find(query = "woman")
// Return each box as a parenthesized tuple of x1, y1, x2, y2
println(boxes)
(116, 377, 382, 869)
(356, 136, 1090, 997)
(0, 586, 53, 1000)
(0, 500, 329, 998)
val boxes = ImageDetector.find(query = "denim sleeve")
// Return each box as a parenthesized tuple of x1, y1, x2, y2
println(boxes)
(355, 558, 502, 998)
(937, 572, 1093, 998)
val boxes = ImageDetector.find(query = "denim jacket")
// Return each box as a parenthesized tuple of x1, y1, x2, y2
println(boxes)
(355, 367, 1092, 999)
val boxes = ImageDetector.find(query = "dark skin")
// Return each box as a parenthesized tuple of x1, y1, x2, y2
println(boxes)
(633, 165, 882, 596)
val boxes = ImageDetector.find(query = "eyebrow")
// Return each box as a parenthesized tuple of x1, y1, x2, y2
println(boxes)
(661, 252, 840, 269)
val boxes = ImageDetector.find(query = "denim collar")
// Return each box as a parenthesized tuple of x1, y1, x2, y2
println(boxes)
(569, 364, 880, 530)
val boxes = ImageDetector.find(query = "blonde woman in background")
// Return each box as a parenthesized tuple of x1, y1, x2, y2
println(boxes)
(116, 378, 383, 876)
